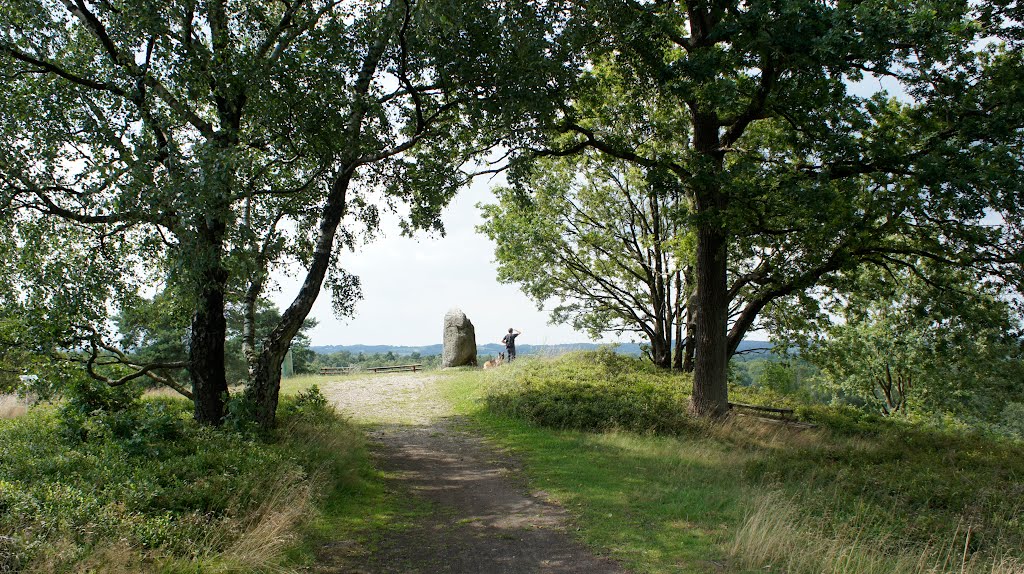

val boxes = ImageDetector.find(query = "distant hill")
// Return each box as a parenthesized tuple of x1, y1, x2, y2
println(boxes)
(310, 340, 774, 357)
(308, 342, 635, 356)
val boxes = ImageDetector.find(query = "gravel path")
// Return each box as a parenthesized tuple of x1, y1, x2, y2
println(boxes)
(312, 372, 624, 574)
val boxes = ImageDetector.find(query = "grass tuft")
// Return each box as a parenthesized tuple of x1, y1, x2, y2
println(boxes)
(219, 469, 313, 573)
(0, 395, 27, 419)
(730, 491, 1024, 574)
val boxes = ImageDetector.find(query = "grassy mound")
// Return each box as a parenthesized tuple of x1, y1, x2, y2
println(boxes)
(484, 348, 699, 435)
(0, 386, 362, 573)
(469, 352, 1024, 573)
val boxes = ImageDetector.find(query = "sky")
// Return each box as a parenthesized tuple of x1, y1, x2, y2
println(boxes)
(268, 177, 605, 348)
(267, 74, 913, 349)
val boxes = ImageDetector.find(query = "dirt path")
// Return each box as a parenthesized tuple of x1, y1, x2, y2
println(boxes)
(313, 372, 624, 574)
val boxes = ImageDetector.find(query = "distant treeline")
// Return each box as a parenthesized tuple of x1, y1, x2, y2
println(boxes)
(309, 340, 773, 359)
(307, 349, 443, 370)
(301, 341, 775, 373)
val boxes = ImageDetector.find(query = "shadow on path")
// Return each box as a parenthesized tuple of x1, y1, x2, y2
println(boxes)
(313, 374, 624, 573)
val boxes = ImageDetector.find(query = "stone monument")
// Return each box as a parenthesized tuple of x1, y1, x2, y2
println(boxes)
(441, 308, 477, 367)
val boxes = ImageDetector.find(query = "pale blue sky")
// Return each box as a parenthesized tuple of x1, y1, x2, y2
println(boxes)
(270, 177, 600, 347)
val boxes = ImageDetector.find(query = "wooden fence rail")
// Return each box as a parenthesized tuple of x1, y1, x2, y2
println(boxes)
(319, 366, 357, 375)
(368, 364, 423, 373)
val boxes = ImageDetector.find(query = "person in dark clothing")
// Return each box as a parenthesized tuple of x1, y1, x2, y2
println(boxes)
(501, 328, 521, 361)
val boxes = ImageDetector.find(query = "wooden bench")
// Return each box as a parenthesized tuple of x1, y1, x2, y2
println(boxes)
(728, 402, 816, 427)
(728, 402, 795, 417)
(319, 366, 356, 375)
(368, 364, 423, 373)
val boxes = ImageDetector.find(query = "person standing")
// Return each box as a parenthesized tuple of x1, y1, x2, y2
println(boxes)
(502, 328, 521, 361)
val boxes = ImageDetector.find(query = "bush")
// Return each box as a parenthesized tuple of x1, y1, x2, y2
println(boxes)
(0, 392, 362, 572)
(283, 384, 331, 422)
(485, 350, 701, 435)
(57, 378, 145, 441)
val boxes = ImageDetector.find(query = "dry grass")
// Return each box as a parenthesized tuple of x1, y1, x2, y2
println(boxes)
(711, 414, 826, 450)
(217, 468, 314, 573)
(730, 491, 1024, 574)
(67, 542, 150, 574)
(0, 395, 27, 419)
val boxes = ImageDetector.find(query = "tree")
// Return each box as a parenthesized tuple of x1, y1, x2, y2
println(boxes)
(115, 293, 316, 387)
(1, 0, 569, 426)
(784, 265, 1024, 421)
(506, 0, 1024, 417)
(480, 154, 693, 369)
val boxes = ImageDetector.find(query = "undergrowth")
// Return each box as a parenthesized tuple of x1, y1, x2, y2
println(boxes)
(0, 385, 361, 573)
(473, 351, 1024, 573)
(485, 348, 700, 435)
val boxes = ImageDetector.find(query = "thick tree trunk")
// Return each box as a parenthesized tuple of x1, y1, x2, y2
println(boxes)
(189, 223, 230, 425)
(688, 112, 730, 418)
(249, 345, 287, 426)
(689, 216, 730, 417)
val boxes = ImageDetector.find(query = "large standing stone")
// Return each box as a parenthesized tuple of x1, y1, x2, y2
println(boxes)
(441, 308, 477, 367)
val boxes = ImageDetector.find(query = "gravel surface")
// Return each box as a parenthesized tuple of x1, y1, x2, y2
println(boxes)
(311, 372, 624, 574)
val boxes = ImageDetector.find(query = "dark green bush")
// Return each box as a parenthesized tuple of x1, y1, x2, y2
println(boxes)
(0, 391, 360, 570)
(57, 378, 145, 441)
(283, 384, 331, 422)
(485, 350, 701, 435)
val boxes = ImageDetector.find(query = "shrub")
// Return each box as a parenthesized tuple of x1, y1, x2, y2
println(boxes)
(485, 350, 701, 435)
(283, 384, 331, 422)
(0, 392, 362, 572)
(57, 378, 145, 441)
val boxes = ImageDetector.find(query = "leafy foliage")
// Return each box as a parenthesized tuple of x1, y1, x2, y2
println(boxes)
(0, 393, 359, 571)
(485, 350, 699, 435)
(480, 155, 691, 368)
(497, 0, 1024, 416)
(776, 266, 1024, 423)
(1, 0, 568, 425)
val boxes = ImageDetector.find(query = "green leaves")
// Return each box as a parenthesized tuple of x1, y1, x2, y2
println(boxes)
(480, 153, 691, 366)
(793, 265, 1023, 423)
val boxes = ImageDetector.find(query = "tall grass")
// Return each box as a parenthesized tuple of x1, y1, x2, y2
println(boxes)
(0, 394, 27, 419)
(451, 351, 1024, 573)
(0, 387, 364, 572)
(731, 491, 1024, 574)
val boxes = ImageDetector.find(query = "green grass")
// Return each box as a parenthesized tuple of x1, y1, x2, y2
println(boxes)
(438, 353, 1024, 574)
(284, 439, 435, 572)
(439, 367, 742, 572)
(0, 387, 368, 573)
(279, 375, 441, 568)
(279, 372, 355, 395)
(13, 365, 1016, 572)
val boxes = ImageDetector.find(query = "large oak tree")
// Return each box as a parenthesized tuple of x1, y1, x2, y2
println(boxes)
(503, 0, 1023, 417)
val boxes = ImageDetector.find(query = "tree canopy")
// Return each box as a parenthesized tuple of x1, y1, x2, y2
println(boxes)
(1, 0, 1022, 424)
(0, 0, 573, 426)
(480, 154, 693, 369)
(493, 0, 1024, 416)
